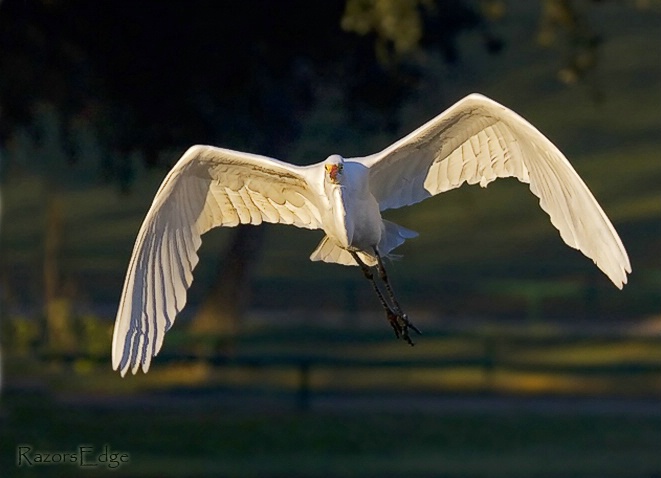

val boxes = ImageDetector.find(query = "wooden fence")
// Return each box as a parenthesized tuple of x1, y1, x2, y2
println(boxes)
(36, 329, 661, 410)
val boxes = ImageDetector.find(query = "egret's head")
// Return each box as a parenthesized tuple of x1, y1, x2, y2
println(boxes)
(324, 155, 344, 185)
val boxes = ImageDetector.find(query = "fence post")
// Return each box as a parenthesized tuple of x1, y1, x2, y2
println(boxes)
(297, 360, 311, 411)
(482, 334, 497, 393)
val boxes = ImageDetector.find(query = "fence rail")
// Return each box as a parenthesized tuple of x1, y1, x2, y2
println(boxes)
(35, 329, 661, 409)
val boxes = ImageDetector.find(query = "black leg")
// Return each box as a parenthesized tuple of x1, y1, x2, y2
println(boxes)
(350, 251, 392, 314)
(373, 248, 421, 338)
(373, 248, 403, 314)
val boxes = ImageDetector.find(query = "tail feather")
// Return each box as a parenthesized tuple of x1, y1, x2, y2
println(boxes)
(379, 220, 418, 256)
(309, 220, 417, 267)
(310, 236, 377, 266)
(309, 236, 359, 265)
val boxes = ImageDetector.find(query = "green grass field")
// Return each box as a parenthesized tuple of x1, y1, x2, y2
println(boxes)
(3, 389, 661, 478)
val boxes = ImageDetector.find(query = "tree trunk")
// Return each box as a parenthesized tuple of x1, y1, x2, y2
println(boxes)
(189, 225, 266, 353)
(43, 189, 75, 352)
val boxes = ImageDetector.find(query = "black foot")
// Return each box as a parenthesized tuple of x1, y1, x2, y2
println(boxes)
(386, 309, 422, 346)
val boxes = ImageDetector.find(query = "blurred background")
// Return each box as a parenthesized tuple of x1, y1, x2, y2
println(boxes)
(1, 1, 660, 477)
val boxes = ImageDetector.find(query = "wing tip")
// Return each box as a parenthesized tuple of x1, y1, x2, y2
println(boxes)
(617, 270, 631, 290)
(113, 359, 151, 377)
(608, 264, 631, 290)
(462, 92, 499, 106)
(113, 360, 128, 378)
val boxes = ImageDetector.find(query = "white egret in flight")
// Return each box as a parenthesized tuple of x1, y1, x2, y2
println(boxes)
(112, 93, 630, 376)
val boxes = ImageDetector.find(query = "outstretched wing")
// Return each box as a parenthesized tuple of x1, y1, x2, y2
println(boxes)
(357, 93, 630, 288)
(112, 145, 322, 376)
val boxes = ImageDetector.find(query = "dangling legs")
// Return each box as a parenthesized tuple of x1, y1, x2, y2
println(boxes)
(374, 248, 404, 313)
(349, 251, 391, 314)
(350, 250, 420, 345)
(372, 247, 421, 338)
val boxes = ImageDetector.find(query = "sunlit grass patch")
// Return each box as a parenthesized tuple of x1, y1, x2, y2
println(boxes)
(6, 322, 661, 400)
(510, 340, 661, 366)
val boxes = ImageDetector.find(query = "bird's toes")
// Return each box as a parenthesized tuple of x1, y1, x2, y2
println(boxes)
(401, 328, 415, 346)
(398, 315, 420, 346)
(385, 310, 421, 345)
(402, 314, 422, 336)
(386, 309, 403, 338)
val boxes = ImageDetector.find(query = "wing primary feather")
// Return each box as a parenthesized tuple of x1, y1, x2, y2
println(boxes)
(144, 230, 158, 374)
(168, 228, 188, 318)
(159, 223, 176, 332)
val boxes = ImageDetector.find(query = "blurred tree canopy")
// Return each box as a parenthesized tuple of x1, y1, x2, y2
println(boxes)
(2, 0, 656, 177)
(1, 0, 482, 179)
